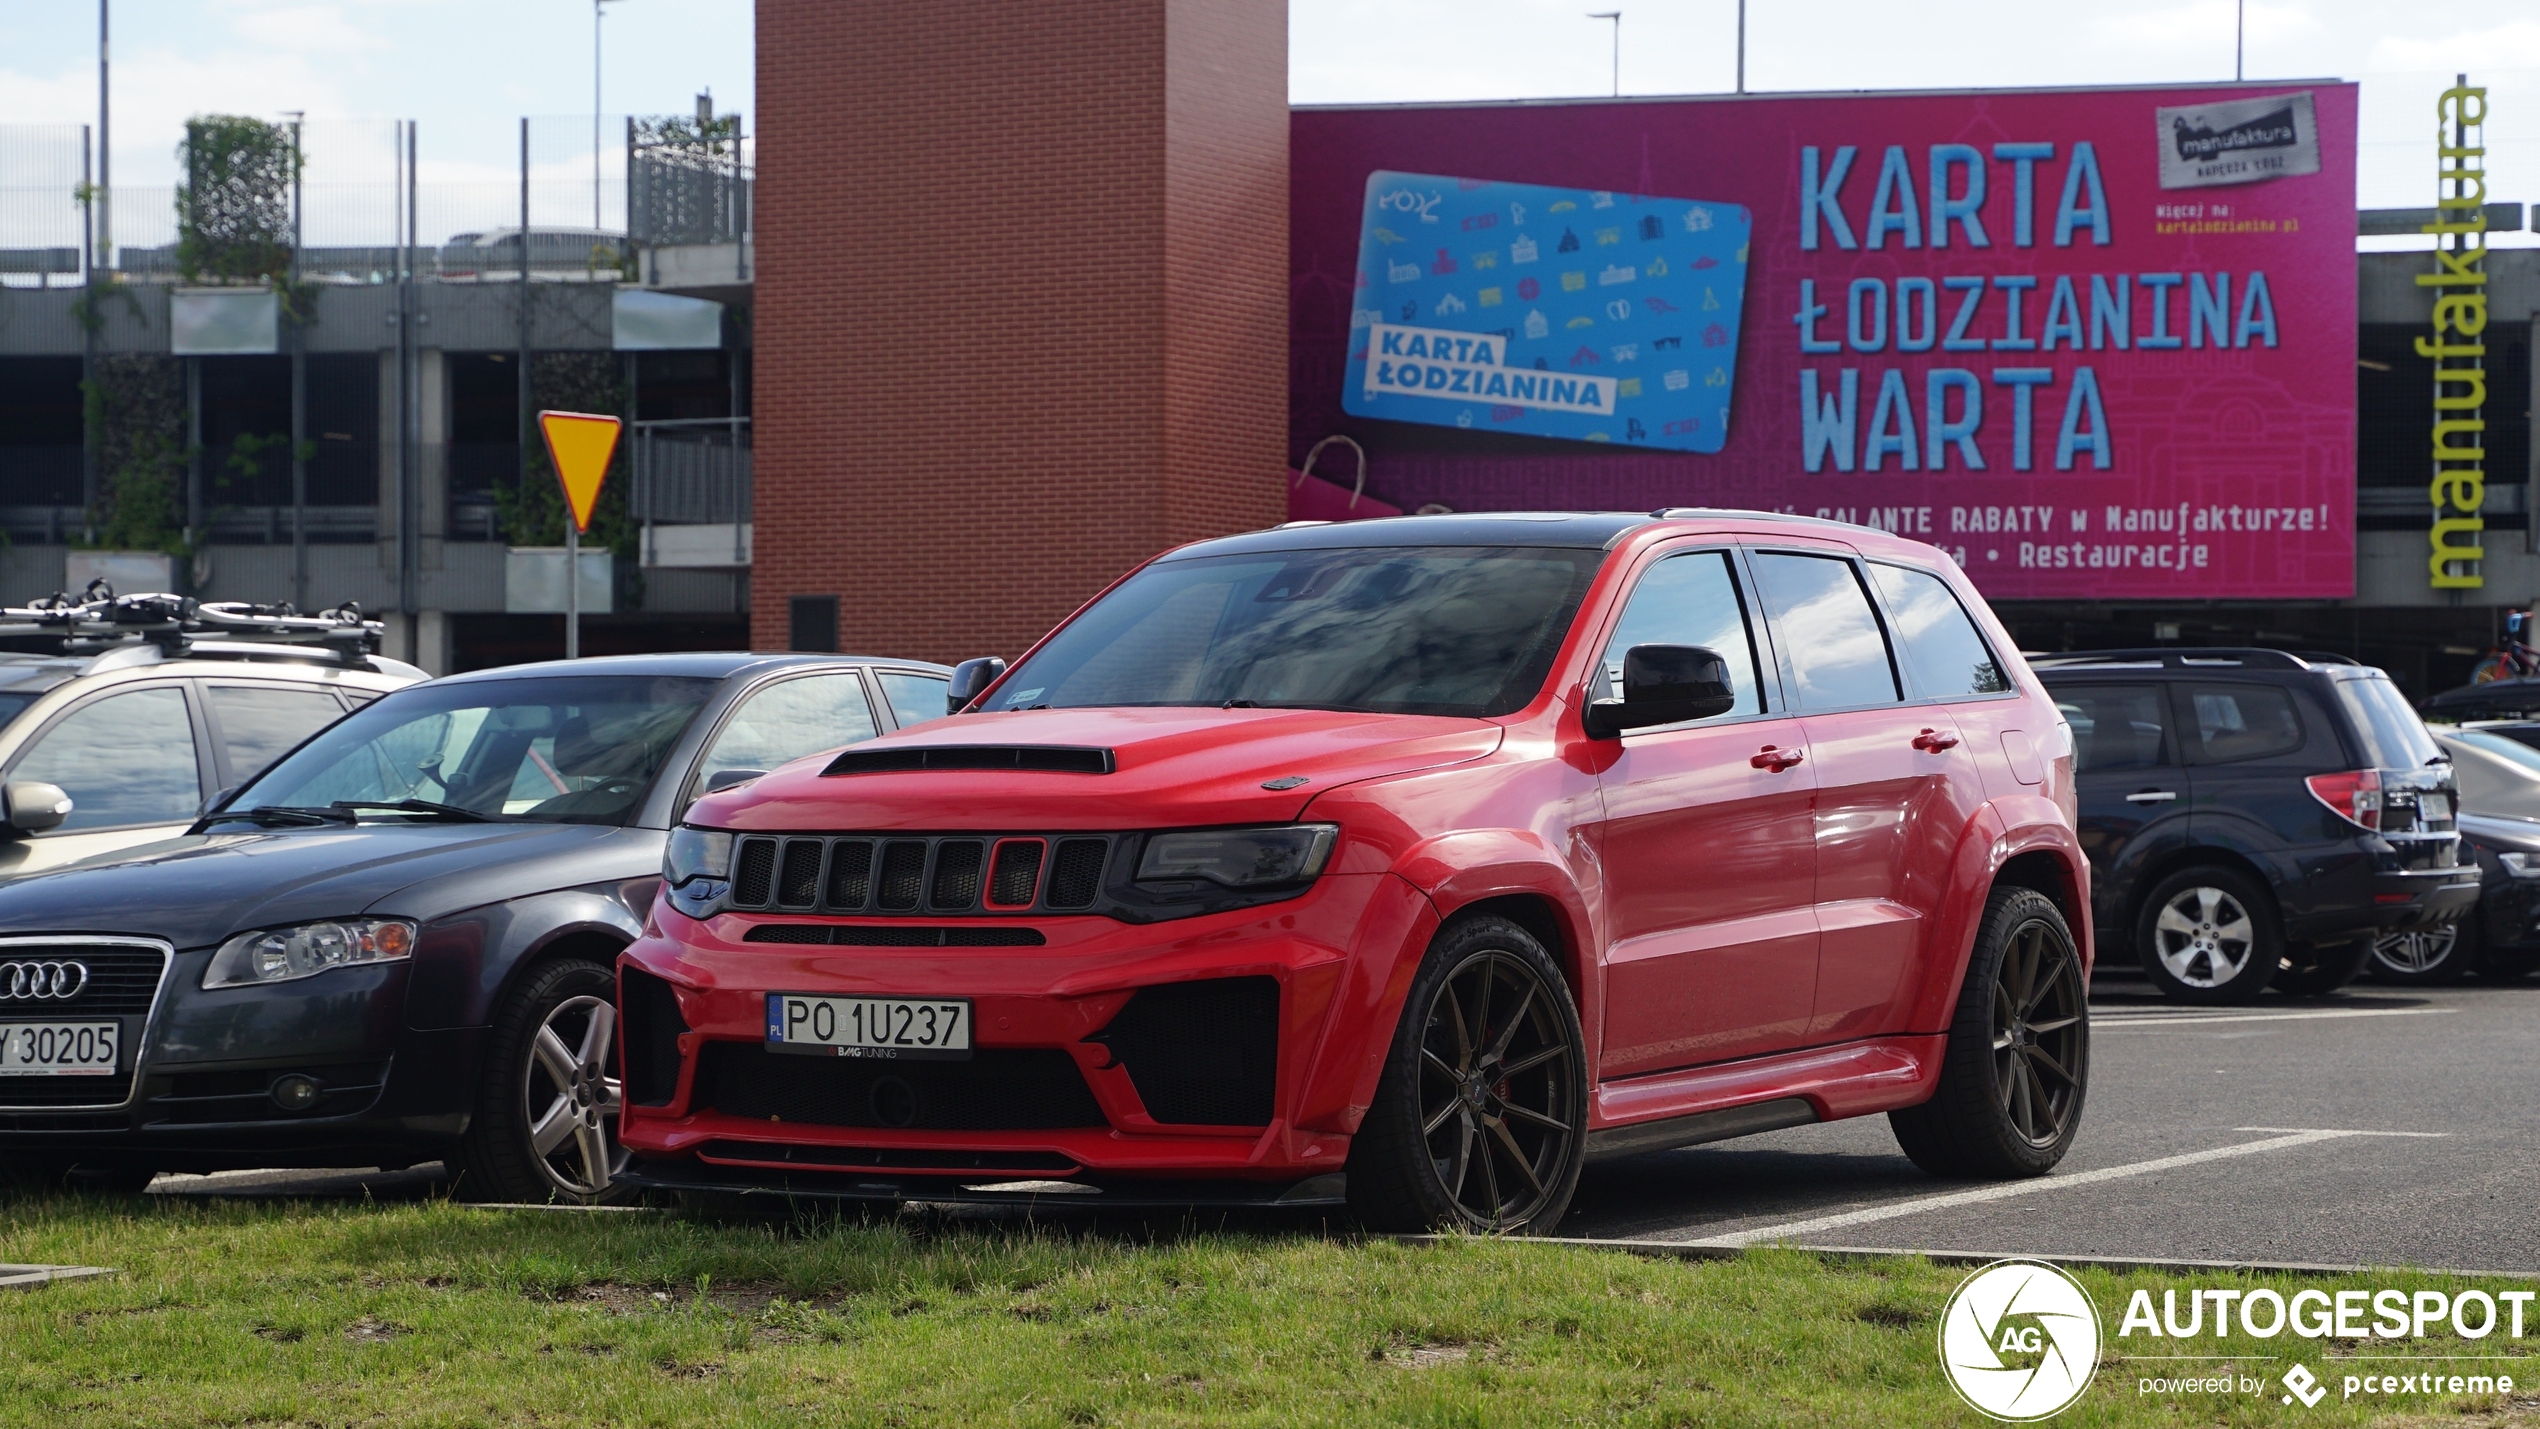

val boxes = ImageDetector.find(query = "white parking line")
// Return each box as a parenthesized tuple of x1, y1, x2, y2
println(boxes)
(1687, 1130, 2372, 1248)
(2094, 1007, 2457, 1031)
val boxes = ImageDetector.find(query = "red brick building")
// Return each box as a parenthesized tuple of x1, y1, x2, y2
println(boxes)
(752, 0, 1289, 662)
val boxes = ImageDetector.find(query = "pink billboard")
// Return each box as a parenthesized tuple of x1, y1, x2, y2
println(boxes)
(1291, 83, 2359, 600)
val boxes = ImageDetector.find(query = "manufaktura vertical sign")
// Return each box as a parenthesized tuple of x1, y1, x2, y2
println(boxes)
(2427, 76, 2489, 590)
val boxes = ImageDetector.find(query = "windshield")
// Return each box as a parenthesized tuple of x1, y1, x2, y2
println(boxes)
(234, 674, 718, 826)
(2448, 729, 2540, 776)
(2336, 674, 2443, 770)
(989, 546, 1605, 719)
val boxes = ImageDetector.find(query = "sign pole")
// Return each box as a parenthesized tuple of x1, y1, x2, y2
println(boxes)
(566, 519, 579, 658)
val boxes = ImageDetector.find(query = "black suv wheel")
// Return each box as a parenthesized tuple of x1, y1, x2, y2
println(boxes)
(1891, 886, 2087, 1177)
(2137, 866, 2280, 1004)
(1347, 915, 1586, 1234)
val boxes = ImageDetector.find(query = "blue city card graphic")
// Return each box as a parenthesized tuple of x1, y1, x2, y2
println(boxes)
(1344, 171, 1752, 453)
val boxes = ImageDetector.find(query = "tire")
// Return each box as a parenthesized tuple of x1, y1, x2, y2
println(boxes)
(1890, 887, 2088, 1179)
(2272, 940, 2372, 996)
(2369, 923, 2475, 985)
(446, 959, 635, 1205)
(2469, 921, 2540, 981)
(2135, 865, 2281, 1004)
(1346, 915, 1587, 1234)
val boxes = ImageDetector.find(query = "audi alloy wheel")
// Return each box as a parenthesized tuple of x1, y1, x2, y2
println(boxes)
(523, 993, 626, 1197)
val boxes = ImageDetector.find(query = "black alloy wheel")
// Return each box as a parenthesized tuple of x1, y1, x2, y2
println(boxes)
(1891, 886, 2089, 1178)
(1348, 916, 1586, 1233)
(1989, 916, 2087, 1149)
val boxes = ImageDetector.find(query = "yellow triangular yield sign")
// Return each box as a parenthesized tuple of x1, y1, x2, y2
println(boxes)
(538, 410, 622, 535)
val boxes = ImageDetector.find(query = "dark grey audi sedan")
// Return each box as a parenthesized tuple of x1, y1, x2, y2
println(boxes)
(0, 651, 948, 1202)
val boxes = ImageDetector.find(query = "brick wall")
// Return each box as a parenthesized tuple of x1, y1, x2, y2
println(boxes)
(752, 0, 1288, 663)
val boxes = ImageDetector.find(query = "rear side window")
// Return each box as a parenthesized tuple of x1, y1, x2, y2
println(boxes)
(2056, 685, 2169, 771)
(1600, 550, 1766, 717)
(2335, 675, 2441, 771)
(876, 670, 951, 727)
(2183, 683, 2304, 763)
(1868, 563, 2009, 699)
(1749, 552, 1899, 709)
(207, 685, 347, 787)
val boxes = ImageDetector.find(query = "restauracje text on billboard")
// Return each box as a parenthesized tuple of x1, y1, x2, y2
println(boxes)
(1291, 84, 2359, 600)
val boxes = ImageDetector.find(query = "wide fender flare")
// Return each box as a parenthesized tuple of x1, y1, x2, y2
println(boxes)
(1900, 798, 2091, 1034)
(1297, 830, 1600, 1135)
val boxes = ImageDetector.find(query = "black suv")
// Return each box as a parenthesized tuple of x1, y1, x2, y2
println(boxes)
(2030, 649, 2477, 1002)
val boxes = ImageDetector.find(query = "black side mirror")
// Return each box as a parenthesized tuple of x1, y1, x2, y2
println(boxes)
(1582, 644, 1736, 739)
(703, 768, 767, 794)
(199, 783, 242, 819)
(945, 656, 1007, 714)
(1, 781, 73, 836)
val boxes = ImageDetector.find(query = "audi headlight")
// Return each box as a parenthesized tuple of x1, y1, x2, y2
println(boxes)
(663, 825, 736, 918)
(203, 919, 416, 990)
(1136, 824, 1338, 888)
(2498, 850, 2540, 878)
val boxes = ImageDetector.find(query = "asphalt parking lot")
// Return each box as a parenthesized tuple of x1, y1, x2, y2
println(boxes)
(1564, 973, 2540, 1272)
(148, 973, 2540, 1273)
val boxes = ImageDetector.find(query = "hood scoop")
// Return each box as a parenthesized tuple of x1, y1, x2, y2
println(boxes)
(821, 744, 1116, 776)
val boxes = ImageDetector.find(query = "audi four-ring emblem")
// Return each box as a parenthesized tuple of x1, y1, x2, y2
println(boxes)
(0, 961, 89, 1000)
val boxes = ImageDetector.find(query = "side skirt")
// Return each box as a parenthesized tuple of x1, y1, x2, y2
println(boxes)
(1583, 1096, 1815, 1163)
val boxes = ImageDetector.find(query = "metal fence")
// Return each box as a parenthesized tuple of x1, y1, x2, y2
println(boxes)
(0, 113, 751, 286)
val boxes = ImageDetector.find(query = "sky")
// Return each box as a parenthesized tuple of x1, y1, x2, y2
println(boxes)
(0, 1, 2529, 245)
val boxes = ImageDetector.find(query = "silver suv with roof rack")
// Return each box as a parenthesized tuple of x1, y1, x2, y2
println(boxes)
(0, 586, 421, 882)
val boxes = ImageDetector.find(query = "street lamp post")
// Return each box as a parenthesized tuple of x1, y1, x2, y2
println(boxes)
(1587, 11, 1619, 98)
(594, 0, 626, 233)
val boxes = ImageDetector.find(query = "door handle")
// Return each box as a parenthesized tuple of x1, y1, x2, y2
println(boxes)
(1750, 745, 1805, 772)
(1912, 727, 1960, 752)
(2125, 790, 2179, 804)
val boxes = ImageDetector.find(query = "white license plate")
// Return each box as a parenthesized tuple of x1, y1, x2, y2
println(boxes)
(0, 1021, 119, 1077)
(2421, 794, 2452, 823)
(766, 994, 970, 1061)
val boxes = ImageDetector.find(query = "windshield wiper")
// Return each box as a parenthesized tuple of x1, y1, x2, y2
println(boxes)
(329, 799, 503, 823)
(202, 805, 358, 828)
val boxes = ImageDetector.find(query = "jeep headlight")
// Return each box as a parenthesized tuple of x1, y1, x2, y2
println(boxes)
(203, 919, 416, 989)
(663, 825, 736, 917)
(1136, 824, 1338, 888)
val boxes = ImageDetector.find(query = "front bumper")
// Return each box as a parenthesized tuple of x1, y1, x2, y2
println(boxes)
(0, 947, 475, 1172)
(617, 871, 1439, 1190)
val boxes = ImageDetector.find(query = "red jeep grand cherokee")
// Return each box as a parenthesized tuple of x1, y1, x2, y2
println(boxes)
(620, 511, 2089, 1232)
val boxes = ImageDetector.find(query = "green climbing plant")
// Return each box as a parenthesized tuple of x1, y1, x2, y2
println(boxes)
(174, 115, 296, 288)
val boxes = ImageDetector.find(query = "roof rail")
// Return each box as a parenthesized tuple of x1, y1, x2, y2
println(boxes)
(1646, 507, 1888, 535)
(2026, 647, 2315, 671)
(0, 583, 383, 666)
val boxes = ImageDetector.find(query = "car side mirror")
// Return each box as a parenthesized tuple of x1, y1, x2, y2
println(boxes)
(199, 784, 242, 818)
(945, 656, 1007, 714)
(2, 781, 73, 836)
(703, 768, 766, 794)
(1582, 644, 1736, 739)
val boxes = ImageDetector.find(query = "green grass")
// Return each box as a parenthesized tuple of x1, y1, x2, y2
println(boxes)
(0, 1193, 2532, 1426)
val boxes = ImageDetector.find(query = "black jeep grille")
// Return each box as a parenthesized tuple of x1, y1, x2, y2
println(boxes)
(695, 1043, 1105, 1131)
(725, 833, 1128, 919)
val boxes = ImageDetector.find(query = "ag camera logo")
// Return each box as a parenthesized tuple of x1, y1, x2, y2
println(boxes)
(1940, 1259, 2102, 1421)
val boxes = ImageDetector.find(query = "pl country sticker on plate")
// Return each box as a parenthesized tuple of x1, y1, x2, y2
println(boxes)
(1343, 171, 1751, 452)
